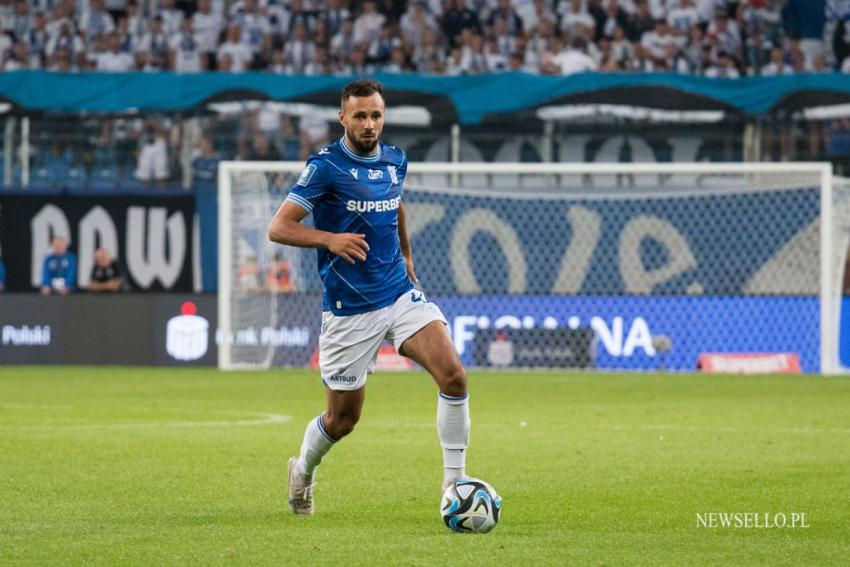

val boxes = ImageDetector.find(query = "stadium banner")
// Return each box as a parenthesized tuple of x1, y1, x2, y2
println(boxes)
(0, 193, 196, 292)
(3, 293, 845, 373)
(3, 71, 850, 123)
(471, 328, 595, 369)
(401, 187, 820, 296)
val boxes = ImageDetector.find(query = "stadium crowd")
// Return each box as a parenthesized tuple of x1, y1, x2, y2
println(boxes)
(1, 0, 850, 76)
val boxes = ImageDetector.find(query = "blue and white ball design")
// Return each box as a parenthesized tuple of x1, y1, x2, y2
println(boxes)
(440, 478, 501, 533)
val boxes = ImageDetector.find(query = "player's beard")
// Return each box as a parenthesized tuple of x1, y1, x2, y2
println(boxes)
(348, 131, 378, 155)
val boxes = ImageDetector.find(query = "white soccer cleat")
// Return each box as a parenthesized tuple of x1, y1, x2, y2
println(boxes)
(287, 456, 316, 516)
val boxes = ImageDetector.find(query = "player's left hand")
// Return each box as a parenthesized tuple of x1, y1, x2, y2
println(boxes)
(404, 256, 418, 284)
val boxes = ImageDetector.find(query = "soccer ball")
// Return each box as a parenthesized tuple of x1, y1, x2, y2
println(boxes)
(440, 477, 501, 533)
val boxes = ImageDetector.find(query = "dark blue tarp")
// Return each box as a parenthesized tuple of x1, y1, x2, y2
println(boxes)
(1, 70, 850, 124)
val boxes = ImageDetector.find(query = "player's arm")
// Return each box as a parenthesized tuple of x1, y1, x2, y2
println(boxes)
(398, 201, 418, 284)
(268, 201, 370, 264)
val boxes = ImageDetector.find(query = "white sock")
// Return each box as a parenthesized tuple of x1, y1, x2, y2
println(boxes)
(437, 392, 469, 487)
(296, 414, 336, 480)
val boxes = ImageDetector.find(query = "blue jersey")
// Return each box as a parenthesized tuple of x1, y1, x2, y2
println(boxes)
(285, 137, 413, 316)
(42, 251, 76, 290)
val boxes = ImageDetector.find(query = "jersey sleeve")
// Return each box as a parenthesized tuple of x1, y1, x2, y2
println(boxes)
(284, 157, 330, 213)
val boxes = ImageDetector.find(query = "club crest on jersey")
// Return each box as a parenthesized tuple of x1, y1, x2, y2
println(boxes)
(368, 169, 383, 180)
(349, 168, 359, 179)
(387, 165, 398, 184)
(296, 163, 317, 186)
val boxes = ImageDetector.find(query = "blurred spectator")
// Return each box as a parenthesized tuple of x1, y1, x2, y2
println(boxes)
(96, 32, 134, 71)
(47, 45, 76, 72)
(245, 132, 282, 161)
(369, 24, 398, 66)
(667, 0, 700, 35)
(170, 18, 205, 72)
(126, 1, 147, 39)
(827, 117, 850, 175)
(460, 32, 488, 73)
(321, 0, 352, 38)
(783, 0, 826, 69)
(232, 0, 271, 60)
(627, 0, 656, 41)
(2, 41, 40, 70)
(550, 37, 598, 74)
(304, 45, 333, 75)
(560, 0, 596, 38)
(79, 0, 115, 41)
(707, 7, 742, 64)
(330, 17, 356, 64)
(276, 115, 302, 160)
(640, 18, 679, 67)
(192, 0, 223, 69)
(138, 15, 170, 66)
(761, 46, 793, 75)
(269, 48, 294, 73)
(238, 255, 263, 294)
(217, 24, 253, 71)
(87, 248, 125, 292)
(45, 21, 85, 64)
(40, 236, 76, 295)
(525, 0, 558, 35)
(27, 10, 50, 62)
(298, 113, 330, 160)
(266, 252, 295, 294)
(135, 120, 169, 187)
(705, 50, 741, 78)
(159, 0, 184, 36)
(285, 20, 316, 73)
(442, 0, 480, 47)
(191, 136, 221, 187)
(354, 1, 388, 45)
(0, 255, 5, 291)
(744, 24, 773, 74)
(488, 0, 524, 37)
(827, 0, 850, 65)
(400, 1, 437, 47)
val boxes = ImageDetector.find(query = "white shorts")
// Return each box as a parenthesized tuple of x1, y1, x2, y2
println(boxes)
(319, 289, 447, 391)
(135, 139, 168, 181)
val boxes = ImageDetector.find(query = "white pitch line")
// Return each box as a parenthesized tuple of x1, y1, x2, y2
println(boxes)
(4, 413, 292, 430)
(604, 424, 850, 435)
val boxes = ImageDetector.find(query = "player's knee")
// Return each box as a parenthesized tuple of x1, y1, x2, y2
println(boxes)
(440, 364, 467, 398)
(326, 411, 360, 439)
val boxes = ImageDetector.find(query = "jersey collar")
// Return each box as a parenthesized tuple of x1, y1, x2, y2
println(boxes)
(340, 136, 381, 162)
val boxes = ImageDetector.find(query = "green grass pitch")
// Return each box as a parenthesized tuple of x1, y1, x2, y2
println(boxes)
(2, 366, 850, 565)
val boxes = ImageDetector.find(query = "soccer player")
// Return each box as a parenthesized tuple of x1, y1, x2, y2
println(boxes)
(268, 79, 470, 516)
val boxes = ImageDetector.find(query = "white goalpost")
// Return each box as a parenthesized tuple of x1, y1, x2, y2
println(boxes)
(218, 161, 848, 374)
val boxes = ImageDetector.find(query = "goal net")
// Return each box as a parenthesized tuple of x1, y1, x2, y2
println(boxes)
(219, 161, 849, 374)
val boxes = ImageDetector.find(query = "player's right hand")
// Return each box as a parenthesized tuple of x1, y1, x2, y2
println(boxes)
(328, 233, 369, 264)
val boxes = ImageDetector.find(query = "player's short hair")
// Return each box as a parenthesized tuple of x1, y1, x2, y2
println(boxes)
(340, 79, 384, 108)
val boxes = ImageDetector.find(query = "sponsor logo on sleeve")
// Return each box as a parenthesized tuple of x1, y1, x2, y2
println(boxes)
(297, 163, 317, 186)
